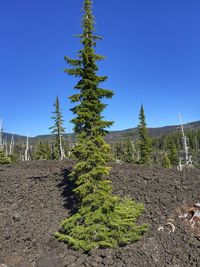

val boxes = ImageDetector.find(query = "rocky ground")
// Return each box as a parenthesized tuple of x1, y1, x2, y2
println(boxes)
(0, 160, 200, 267)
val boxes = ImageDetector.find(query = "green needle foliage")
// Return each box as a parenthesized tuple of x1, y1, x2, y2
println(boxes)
(168, 139, 179, 165)
(50, 96, 65, 160)
(124, 139, 134, 163)
(138, 104, 152, 165)
(55, 0, 148, 251)
(162, 153, 171, 168)
(34, 141, 51, 160)
(0, 149, 11, 164)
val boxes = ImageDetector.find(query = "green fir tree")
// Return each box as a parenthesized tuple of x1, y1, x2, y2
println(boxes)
(34, 141, 51, 160)
(50, 96, 66, 160)
(162, 153, 171, 168)
(138, 104, 152, 164)
(114, 141, 125, 161)
(0, 149, 11, 164)
(168, 139, 179, 165)
(124, 139, 134, 163)
(55, 0, 147, 251)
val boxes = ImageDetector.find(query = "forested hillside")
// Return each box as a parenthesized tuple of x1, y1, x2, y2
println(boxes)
(1, 121, 200, 166)
(3, 120, 200, 143)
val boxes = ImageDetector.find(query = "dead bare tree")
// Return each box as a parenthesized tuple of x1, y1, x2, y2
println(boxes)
(59, 129, 65, 160)
(3, 138, 8, 156)
(178, 113, 192, 167)
(9, 135, 15, 155)
(0, 118, 3, 150)
(24, 135, 30, 161)
(0, 119, 8, 155)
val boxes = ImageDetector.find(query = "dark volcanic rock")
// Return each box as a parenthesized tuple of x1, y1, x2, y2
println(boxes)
(35, 254, 64, 267)
(0, 160, 200, 266)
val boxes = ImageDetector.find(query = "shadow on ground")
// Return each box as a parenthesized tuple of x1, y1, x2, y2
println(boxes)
(58, 167, 79, 215)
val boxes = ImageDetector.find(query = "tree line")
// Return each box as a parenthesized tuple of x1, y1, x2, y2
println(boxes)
(111, 124, 200, 168)
(1, 101, 200, 167)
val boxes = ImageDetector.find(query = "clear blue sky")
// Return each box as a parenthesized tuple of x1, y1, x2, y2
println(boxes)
(1, 0, 200, 136)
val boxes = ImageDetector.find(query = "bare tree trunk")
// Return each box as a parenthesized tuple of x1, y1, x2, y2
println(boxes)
(177, 157, 183, 171)
(59, 131, 65, 160)
(178, 113, 190, 165)
(4, 138, 8, 156)
(9, 135, 14, 155)
(24, 135, 30, 161)
(0, 118, 3, 150)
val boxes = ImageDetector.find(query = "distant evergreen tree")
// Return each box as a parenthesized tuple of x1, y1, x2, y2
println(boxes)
(50, 143, 59, 160)
(50, 96, 66, 160)
(55, 0, 147, 251)
(124, 139, 134, 163)
(114, 141, 125, 161)
(9, 153, 19, 162)
(113, 140, 135, 163)
(138, 105, 152, 164)
(34, 141, 51, 160)
(162, 153, 171, 168)
(168, 139, 179, 165)
(0, 149, 11, 164)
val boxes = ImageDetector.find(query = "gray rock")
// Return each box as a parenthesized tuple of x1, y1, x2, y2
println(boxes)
(0, 257, 7, 267)
(35, 254, 64, 267)
(12, 212, 20, 222)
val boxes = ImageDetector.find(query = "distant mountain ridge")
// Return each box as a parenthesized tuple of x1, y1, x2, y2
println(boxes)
(106, 120, 200, 142)
(3, 120, 200, 144)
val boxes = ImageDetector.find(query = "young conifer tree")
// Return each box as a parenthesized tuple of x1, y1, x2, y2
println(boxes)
(55, 0, 147, 251)
(0, 149, 11, 164)
(34, 141, 51, 160)
(138, 104, 152, 164)
(50, 96, 65, 160)
(168, 139, 179, 165)
(162, 153, 171, 168)
(124, 139, 134, 163)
